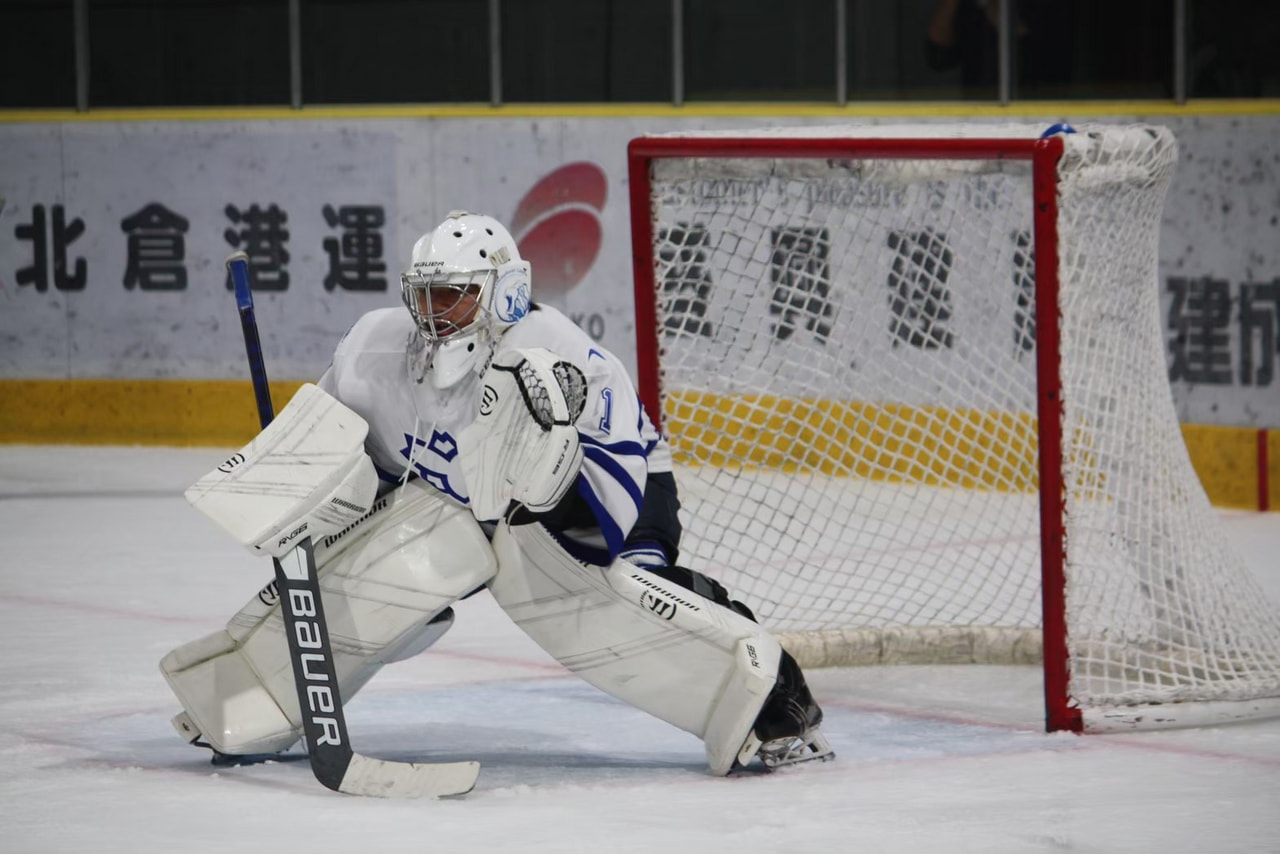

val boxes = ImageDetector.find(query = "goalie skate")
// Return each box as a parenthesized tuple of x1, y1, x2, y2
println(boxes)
(733, 648, 835, 771)
(733, 720, 834, 771)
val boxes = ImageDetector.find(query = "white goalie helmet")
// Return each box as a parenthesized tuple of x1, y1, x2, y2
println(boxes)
(401, 211, 532, 388)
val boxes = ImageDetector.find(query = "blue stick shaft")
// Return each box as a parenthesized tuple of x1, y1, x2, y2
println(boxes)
(226, 252, 275, 429)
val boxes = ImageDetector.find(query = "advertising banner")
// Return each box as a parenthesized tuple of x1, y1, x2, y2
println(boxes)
(1, 113, 1277, 427)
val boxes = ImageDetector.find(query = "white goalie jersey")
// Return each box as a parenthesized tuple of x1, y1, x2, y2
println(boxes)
(317, 303, 672, 563)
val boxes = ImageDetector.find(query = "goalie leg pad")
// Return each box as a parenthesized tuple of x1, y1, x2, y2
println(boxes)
(489, 520, 781, 775)
(161, 480, 497, 756)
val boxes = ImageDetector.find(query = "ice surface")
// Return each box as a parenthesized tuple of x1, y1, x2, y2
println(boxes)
(2, 446, 1278, 854)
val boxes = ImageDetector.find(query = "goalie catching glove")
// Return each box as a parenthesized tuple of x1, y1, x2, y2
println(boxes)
(459, 348, 588, 521)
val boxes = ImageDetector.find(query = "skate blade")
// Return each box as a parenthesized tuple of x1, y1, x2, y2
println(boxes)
(758, 729, 835, 769)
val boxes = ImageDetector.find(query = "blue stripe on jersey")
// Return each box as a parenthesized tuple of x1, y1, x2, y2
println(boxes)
(374, 460, 414, 484)
(582, 445, 644, 513)
(580, 433, 649, 458)
(636, 393, 659, 433)
(576, 477, 626, 562)
(635, 395, 662, 455)
(545, 524, 612, 567)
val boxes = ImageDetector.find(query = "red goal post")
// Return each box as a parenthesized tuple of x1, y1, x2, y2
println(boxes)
(626, 125, 1280, 733)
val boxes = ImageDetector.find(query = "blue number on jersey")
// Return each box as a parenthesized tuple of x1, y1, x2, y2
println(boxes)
(598, 387, 614, 433)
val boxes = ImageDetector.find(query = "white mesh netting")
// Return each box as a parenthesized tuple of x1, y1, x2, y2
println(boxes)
(637, 124, 1280, 724)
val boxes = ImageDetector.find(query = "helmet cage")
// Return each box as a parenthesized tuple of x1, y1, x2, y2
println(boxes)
(400, 268, 494, 345)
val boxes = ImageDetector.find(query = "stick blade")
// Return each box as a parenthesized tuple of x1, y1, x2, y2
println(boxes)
(336, 755, 480, 799)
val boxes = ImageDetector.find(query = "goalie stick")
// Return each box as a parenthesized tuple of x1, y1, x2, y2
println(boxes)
(228, 251, 275, 431)
(225, 252, 480, 798)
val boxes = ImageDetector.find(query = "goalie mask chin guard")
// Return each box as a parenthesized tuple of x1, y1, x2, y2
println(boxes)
(401, 212, 532, 388)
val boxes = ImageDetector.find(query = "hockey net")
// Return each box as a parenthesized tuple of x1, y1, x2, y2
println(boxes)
(627, 124, 1280, 732)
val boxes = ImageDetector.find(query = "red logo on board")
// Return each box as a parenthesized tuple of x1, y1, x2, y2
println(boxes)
(511, 162, 607, 300)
